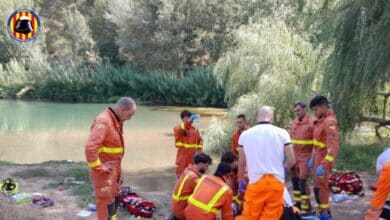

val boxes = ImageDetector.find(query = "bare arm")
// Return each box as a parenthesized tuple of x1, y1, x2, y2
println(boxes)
(284, 143, 296, 169)
(238, 146, 247, 181)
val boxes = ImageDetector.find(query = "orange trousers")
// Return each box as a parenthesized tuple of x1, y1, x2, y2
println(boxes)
(364, 162, 390, 220)
(236, 174, 284, 220)
(90, 167, 120, 220)
(313, 153, 333, 213)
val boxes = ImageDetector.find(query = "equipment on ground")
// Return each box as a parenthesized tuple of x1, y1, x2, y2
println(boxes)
(328, 172, 364, 196)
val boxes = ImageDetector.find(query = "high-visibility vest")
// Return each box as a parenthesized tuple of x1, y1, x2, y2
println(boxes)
(188, 176, 229, 215)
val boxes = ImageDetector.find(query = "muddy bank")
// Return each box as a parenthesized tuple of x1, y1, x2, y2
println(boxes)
(0, 161, 378, 220)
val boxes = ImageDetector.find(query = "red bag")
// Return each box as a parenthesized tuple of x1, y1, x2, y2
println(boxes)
(329, 172, 364, 196)
(120, 192, 155, 218)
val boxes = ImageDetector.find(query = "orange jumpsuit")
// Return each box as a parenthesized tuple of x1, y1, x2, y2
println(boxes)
(312, 109, 339, 213)
(230, 126, 249, 202)
(290, 114, 313, 212)
(364, 162, 390, 220)
(231, 125, 249, 155)
(171, 165, 202, 220)
(185, 175, 233, 220)
(85, 108, 124, 220)
(174, 123, 203, 177)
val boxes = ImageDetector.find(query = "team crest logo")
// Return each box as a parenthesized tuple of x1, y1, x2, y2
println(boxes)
(7, 9, 41, 42)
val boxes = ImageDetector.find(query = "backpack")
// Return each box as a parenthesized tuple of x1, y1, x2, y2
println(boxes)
(328, 172, 364, 195)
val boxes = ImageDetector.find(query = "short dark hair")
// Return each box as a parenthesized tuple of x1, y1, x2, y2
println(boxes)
(194, 152, 212, 165)
(293, 101, 306, 108)
(220, 152, 238, 164)
(214, 162, 232, 177)
(310, 95, 329, 109)
(237, 114, 246, 120)
(180, 110, 192, 119)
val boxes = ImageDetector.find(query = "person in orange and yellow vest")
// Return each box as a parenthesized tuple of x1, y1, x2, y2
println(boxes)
(185, 162, 234, 220)
(364, 148, 390, 220)
(231, 114, 249, 156)
(308, 96, 339, 220)
(85, 97, 137, 220)
(220, 151, 241, 214)
(289, 101, 314, 214)
(235, 106, 296, 220)
(171, 152, 212, 220)
(174, 110, 203, 178)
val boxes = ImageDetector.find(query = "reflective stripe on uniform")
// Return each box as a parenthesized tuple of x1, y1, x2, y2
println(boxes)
(88, 159, 101, 168)
(233, 195, 242, 205)
(301, 195, 309, 199)
(175, 142, 202, 149)
(98, 146, 123, 154)
(181, 123, 185, 130)
(325, 155, 335, 162)
(172, 174, 191, 201)
(292, 139, 314, 145)
(301, 205, 309, 209)
(319, 204, 329, 209)
(313, 139, 326, 148)
(188, 176, 228, 215)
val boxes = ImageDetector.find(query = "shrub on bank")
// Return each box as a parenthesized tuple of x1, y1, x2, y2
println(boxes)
(0, 63, 226, 107)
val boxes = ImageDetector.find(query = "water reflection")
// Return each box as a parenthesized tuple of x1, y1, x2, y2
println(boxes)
(0, 100, 225, 171)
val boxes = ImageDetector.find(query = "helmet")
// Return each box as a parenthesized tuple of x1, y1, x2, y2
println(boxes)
(0, 178, 19, 195)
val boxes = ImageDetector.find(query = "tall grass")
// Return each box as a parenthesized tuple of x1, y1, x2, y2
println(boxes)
(0, 62, 226, 106)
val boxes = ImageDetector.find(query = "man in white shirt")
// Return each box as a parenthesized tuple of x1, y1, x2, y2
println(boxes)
(235, 106, 296, 220)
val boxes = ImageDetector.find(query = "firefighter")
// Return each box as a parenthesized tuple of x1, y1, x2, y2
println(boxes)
(364, 148, 390, 220)
(290, 101, 313, 213)
(85, 97, 137, 220)
(220, 152, 241, 213)
(171, 152, 212, 220)
(231, 114, 249, 156)
(185, 162, 234, 220)
(308, 95, 339, 220)
(236, 106, 296, 220)
(174, 110, 203, 178)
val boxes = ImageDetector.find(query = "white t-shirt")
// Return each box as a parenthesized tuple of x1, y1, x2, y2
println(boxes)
(238, 122, 291, 184)
(376, 148, 390, 174)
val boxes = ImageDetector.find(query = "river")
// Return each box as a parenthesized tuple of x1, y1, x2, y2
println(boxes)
(0, 100, 226, 171)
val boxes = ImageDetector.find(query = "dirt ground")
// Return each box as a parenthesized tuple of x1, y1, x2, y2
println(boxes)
(0, 162, 379, 220)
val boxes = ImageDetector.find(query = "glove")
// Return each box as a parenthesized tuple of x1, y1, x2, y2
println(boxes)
(238, 180, 247, 192)
(308, 157, 313, 169)
(316, 166, 325, 176)
(189, 114, 199, 122)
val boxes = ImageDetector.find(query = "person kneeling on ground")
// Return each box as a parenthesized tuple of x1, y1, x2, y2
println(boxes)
(185, 162, 234, 220)
(170, 152, 212, 220)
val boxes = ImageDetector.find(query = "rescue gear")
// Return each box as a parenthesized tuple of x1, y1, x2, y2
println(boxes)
(185, 175, 233, 220)
(365, 162, 390, 220)
(85, 108, 125, 220)
(174, 122, 203, 177)
(312, 109, 339, 213)
(329, 172, 364, 195)
(171, 165, 201, 220)
(316, 166, 325, 176)
(0, 178, 19, 195)
(308, 158, 313, 169)
(236, 174, 284, 220)
(121, 192, 155, 218)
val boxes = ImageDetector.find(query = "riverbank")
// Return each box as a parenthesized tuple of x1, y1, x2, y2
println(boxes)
(0, 160, 381, 220)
